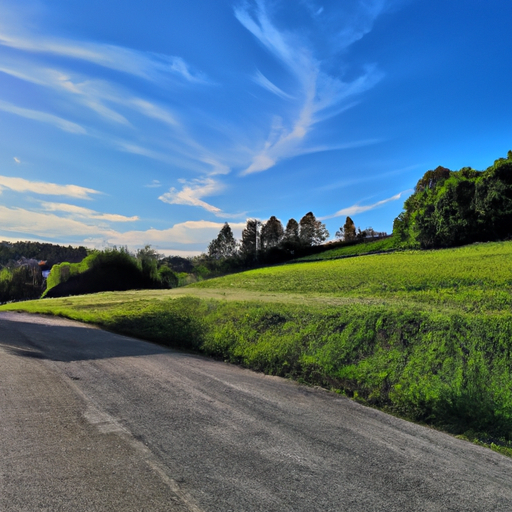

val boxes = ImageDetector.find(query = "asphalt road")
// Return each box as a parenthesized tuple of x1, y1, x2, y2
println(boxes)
(1, 311, 512, 511)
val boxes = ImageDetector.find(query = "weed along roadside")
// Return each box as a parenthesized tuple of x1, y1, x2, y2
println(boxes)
(2, 241, 512, 456)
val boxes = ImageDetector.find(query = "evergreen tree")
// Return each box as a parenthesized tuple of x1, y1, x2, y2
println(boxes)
(208, 223, 237, 259)
(342, 216, 357, 241)
(240, 219, 260, 255)
(260, 216, 284, 249)
(282, 218, 300, 248)
(299, 212, 329, 246)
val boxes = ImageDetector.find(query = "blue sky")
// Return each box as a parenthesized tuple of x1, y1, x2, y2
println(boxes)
(1, 0, 511, 255)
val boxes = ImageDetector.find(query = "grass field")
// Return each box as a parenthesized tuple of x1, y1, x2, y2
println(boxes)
(2, 240, 512, 454)
(192, 241, 512, 313)
(294, 235, 398, 262)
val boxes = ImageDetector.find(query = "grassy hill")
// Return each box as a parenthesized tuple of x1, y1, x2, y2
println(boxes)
(293, 235, 399, 262)
(2, 241, 512, 452)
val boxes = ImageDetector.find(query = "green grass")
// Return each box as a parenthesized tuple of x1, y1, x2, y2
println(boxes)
(2, 240, 512, 449)
(295, 235, 399, 262)
(191, 241, 512, 313)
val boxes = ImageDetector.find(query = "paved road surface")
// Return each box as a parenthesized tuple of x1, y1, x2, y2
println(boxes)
(1, 311, 511, 511)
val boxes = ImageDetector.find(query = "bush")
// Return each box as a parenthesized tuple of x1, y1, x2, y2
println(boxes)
(44, 247, 171, 298)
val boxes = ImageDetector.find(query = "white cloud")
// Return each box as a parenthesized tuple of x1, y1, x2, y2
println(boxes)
(105, 220, 246, 247)
(159, 178, 224, 214)
(0, 27, 208, 84)
(0, 205, 112, 238)
(236, 0, 383, 175)
(145, 180, 162, 188)
(320, 190, 411, 220)
(129, 99, 178, 127)
(0, 100, 86, 134)
(0, 63, 182, 129)
(253, 70, 294, 100)
(13, 157, 20, 164)
(0, 175, 101, 199)
(0, 205, 245, 252)
(40, 202, 139, 222)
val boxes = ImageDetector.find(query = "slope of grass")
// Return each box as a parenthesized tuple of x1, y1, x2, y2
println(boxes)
(2, 241, 512, 449)
(191, 241, 512, 312)
(295, 235, 399, 262)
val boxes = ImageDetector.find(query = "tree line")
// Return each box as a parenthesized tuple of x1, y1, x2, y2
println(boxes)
(0, 241, 87, 267)
(206, 212, 329, 268)
(393, 151, 512, 248)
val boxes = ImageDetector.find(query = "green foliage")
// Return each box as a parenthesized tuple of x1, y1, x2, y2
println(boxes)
(136, 245, 160, 281)
(0, 240, 87, 267)
(299, 212, 329, 247)
(342, 216, 356, 241)
(282, 218, 300, 250)
(260, 216, 284, 249)
(208, 223, 237, 259)
(394, 152, 512, 248)
(158, 265, 179, 288)
(0, 265, 44, 303)
(43, 246, 176, 298)
(240, 219, 259, 258)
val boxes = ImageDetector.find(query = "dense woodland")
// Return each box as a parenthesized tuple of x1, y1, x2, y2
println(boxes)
(0, 241, 88, 266)
(393, 151, 512, 248)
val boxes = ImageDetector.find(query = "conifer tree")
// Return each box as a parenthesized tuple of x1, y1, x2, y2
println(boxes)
(282, 218, 300, 248)
(208, 223, 237, 259)
(260, 216, 284, 249)
(299, 212, 329, 246)
(240, 219, 260, 255)
(342, 216, 357, 241)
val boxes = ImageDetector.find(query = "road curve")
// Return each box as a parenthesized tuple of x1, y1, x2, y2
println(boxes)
(1, 311, 511, 512)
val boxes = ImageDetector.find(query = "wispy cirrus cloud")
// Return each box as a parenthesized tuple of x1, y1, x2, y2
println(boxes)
(253, 69, 294, 100)
(0, 62, 179, 128)
(0, 27, 208, 84)
(145, 180, 162, 188)
(320, 190, 411, 220)
(0, 175, 100, 199)
(158, 178, 224, 214)
(0, 99, 86, 134)
(236, 0, 384, 175)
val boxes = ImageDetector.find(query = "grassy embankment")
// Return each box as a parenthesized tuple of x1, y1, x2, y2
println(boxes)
(2, 241, 512, 453)
(294, 235, 399, 262)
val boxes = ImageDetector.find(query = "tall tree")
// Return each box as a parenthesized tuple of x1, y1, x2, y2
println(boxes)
(282, 218, 300, 248)
(342, 216, 357, 241)
(208, 223, 237, 259)
(136, 245, 161, 280)
(240, 219, 260, 256)
(260, 216, 284, 249)
(299, 212, 329, 247)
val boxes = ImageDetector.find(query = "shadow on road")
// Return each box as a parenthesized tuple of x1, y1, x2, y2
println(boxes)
(0, 312, 171, 362)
